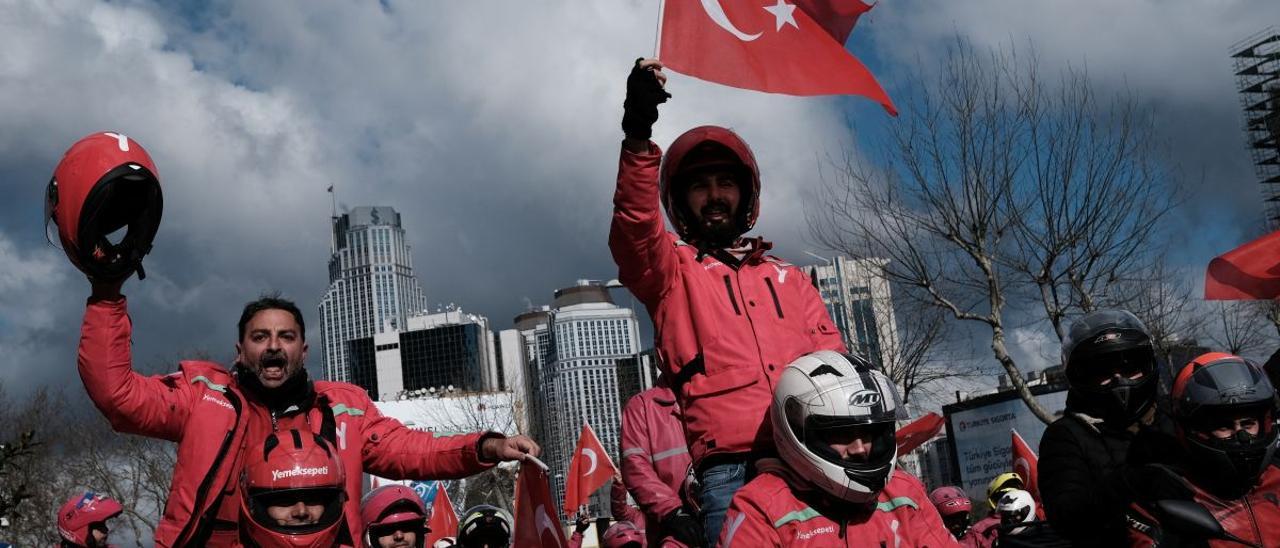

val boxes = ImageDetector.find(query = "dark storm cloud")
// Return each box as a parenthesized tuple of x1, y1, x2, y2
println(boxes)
(0, 0, 857, 392)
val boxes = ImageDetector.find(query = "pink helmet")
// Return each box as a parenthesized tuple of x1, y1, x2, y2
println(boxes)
(929, 486, 972, 517)
(57, 492, 123, 547)
(360, 485, 428, 548)
(602, 521, 645, 548)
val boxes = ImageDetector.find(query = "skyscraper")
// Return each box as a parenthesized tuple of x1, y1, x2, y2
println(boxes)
(348, 307, 498, 401)
(319, 206, 428, 382)
(807, 256, 898, 366)
(522, 281, 640, 518)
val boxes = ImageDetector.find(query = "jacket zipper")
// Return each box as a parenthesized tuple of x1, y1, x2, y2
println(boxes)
(722, 275, 742, 315)
(176, 389, 242, 547)
(764, 277, 785, 318)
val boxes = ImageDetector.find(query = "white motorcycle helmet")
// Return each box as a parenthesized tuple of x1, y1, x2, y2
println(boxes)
(432, 538, 457, 548)
(772, 350, 907, 504)
(996, 489, 1036, 534)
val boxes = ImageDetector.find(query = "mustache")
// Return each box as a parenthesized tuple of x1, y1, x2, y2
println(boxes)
(259, 350, 288, 364)
(701, 201, 731, 215)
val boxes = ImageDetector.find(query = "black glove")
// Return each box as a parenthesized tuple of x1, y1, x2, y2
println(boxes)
(574, 514, 591, 534)
(1118, 464, 1194, 505)
(622, 58, 671, 141)
(661, 508, 704, 547)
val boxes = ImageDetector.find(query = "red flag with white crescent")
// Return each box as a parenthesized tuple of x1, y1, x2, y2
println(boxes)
(425, 483, 458, 546)
(514, 458, 569, 548)
(894, 412, 945, 456)
(1011, 429, 1040, 502)
(563, 423, 617, 516)
(659, 0, 896, 113)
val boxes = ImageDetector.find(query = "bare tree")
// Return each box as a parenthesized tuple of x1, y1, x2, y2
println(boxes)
(880, 296, 983, 406)
(810, 40, 1179, 424)
(410, 391, 525, 513)
(1112, 260, 1207, 363)
(1207, 301, 1275, 357)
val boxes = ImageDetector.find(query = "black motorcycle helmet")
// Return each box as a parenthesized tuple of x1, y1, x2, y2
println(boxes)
(1061, 310, 1158, 425)
(1172, 353, 1279, 497)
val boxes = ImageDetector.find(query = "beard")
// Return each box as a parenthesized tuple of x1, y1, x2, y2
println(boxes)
(693, 202, 740, 246)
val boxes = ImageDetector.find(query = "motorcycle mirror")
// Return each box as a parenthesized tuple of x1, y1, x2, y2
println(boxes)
(1151, 499, 1258, 548)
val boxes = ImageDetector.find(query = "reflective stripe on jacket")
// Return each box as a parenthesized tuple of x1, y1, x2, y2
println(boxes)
(78, 297, 493, 547)
(720, 470, 961, 547)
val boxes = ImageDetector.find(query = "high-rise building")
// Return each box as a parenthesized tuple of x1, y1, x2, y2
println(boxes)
(806, 256, 898, 366)
(514, 307, 554, 465)
(1231, 28, 1280, 228)
(616, 348, 660, 409)
(348, 308, 498, 401)
(522, 281, 640, 518)
(319, 206, 428, 382)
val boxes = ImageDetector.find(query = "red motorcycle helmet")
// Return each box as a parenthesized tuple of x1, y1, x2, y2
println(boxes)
(928, 486, 972, 517)
(240, 429, 348, 548)
(46, 131, 163, 281)
(57, 491, 123, 547)
(601, 521, 644, 548)
(360, 484, 428, 548)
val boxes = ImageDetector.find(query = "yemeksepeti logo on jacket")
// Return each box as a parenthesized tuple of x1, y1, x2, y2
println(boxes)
(272, 465, 330, 481)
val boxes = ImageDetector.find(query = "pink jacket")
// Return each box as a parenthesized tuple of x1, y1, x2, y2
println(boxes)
(620, 386, 689, 544)
(78, 297, 494, 547)
(609, 136, 845, 467)
(962, 515, 1000, 548)
(720, 469, 961, 547)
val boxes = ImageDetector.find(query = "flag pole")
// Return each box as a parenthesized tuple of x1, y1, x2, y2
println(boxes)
(525, 454, 549, 472)
(652, 0, 665, 58)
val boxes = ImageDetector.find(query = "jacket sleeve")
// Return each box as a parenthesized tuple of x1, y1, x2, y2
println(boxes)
(610, 478, 646, 526)
(567, 531, 584, 548)
(358, 396, 496, 479)
(609, 142, 678, 305)
(620, 397, 684, 519)
(796, 270, 846, 352)
(1039, 419, 1128, 539)
(719, 499, 779, 548)
(77, 296, 190, 441)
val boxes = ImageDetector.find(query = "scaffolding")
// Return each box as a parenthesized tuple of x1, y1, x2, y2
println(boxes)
(1232, 27, 1280, 228)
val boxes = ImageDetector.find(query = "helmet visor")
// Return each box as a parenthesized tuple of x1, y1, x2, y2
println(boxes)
(249, 487, 345, 535)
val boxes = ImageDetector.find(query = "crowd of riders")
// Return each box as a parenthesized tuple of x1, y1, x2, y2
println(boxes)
(42, 55, 1280, 547)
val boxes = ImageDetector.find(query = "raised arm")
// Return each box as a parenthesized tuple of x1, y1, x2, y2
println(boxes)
(609, 58, 678, 304)
(78, 291, 191, 441)
(359, 398, 540, 480)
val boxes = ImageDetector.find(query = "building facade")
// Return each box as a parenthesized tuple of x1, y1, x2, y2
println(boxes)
(318, 206, 428, 382)
(615, 348, 660, 409)
(807, 256, 898, 366)
(348, 308, 498, 401)
(521, 281, 640, 518)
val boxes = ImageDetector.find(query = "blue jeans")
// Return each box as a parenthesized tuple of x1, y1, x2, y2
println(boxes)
(698, 461, 748, 547)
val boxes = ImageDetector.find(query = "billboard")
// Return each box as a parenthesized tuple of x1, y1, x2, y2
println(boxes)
(943, 385, 1068, 504)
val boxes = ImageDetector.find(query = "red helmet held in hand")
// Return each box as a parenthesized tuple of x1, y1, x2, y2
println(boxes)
(46, 131, 163, 281)
(360, 484, 428, 548)
(240, 429, 348, 548)
(57, 491, 123, 547)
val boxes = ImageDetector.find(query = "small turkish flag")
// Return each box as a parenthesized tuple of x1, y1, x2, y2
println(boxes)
(1205, 229, 1280, 300)
(514, 458, 569, 548)
(659, 0, 896, 114)
(425, 482, 458, 546)
(1011, 429, 1040, 502)
(894, 412, 944, 456)
(564, 423, 617, 516)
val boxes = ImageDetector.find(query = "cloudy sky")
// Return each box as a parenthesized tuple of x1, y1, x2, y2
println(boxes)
(1, 0, 1277, 397)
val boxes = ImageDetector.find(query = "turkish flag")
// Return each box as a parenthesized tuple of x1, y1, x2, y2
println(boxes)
(514, 458, 569, 548)
(563, 423, 617, 516)
(1011, 429, 1040, 502)
(659, 0, 896, 114)
(425, 482, 458, 546)
(894, 412, 944, 456)
(1205, 229, 1280, 299)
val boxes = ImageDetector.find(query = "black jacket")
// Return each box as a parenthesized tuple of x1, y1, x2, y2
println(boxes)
(1039, 413, 1137, 547)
